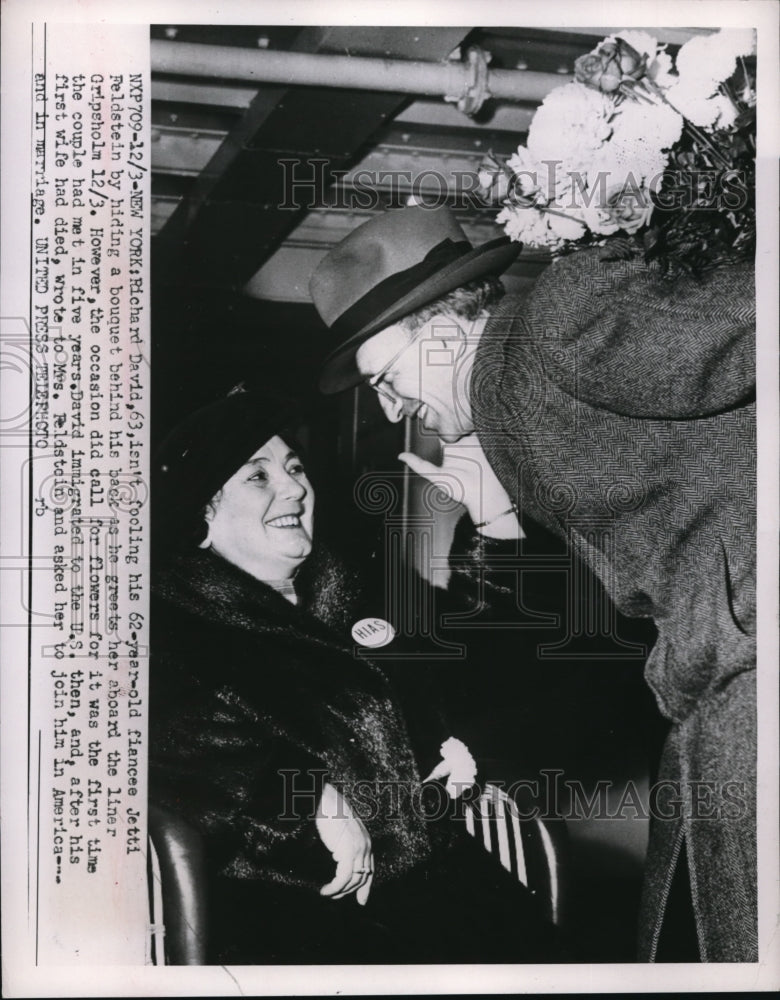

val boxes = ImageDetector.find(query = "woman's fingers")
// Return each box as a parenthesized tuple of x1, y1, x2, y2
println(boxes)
(327, 862, 371, 900)
(355, 845, 374, 905)
(339, 841, 373, 900)
(320, 857, 356, 898)
(356, 863, 374, 906)
(316, 782, 374, 902)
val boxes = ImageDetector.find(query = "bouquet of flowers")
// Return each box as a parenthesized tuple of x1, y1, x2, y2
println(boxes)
(478, 29, 756, 275)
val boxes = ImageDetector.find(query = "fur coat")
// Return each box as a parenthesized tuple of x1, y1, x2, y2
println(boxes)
(149, 538, 559, 963)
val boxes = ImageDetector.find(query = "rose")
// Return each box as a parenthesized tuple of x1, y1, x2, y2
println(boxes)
(581, 173, 654, 236)
(613, 31, 675, 89)
(605, 181, 654, 234)
(575, 38, 648, 93)
(575, 45, 623, 93)
(614, 38, 649, 80)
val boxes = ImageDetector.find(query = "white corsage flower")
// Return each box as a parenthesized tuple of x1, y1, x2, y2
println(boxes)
(423, 737, 477, 798)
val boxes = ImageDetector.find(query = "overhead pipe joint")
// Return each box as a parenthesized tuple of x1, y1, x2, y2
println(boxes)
(443, 47, 492, 115)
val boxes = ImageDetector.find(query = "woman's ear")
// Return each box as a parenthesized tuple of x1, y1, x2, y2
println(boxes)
(198, 495, 218, 549)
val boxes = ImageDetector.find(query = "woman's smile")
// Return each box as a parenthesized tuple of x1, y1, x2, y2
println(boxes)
(266, 513, 304, 528)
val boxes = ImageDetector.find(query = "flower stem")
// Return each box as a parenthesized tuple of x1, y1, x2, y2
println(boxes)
(505, 196, 585, 224)
(642, 76, 732, 169)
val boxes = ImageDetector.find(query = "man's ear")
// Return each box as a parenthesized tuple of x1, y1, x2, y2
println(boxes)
(425, 313, 462, 337)
(425, 313, 469, 350)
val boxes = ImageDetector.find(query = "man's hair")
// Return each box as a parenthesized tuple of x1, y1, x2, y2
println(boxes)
(398, 276, 506, 336)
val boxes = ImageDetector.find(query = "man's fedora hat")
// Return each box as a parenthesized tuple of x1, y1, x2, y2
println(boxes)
(311, 204, 522, 394)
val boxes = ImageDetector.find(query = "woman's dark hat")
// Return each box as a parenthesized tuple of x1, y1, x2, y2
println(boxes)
(311, 204, 522, 394)
(154, 388, 300, 548)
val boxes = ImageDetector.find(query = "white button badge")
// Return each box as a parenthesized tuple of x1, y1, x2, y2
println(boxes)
(351, 617, 396, 648)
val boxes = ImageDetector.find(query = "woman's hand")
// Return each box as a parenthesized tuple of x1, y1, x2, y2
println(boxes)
(316, 781, 374, 905)
(399, 435, 524, 539)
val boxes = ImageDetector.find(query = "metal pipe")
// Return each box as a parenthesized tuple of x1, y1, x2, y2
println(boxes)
(151, 39, 571, 106)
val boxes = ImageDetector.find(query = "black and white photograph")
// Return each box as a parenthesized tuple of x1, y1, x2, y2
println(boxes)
(1, 1, 778, 995)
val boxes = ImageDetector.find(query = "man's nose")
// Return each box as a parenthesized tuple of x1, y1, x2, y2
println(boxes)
(378, 392, 405, 424)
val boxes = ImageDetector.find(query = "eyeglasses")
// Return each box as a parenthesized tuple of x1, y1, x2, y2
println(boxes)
(365, 328, 422, 404)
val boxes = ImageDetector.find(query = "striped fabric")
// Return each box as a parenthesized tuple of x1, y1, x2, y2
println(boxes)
(465, 783, 561, 925)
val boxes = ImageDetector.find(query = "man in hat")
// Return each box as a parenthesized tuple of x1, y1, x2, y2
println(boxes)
(309, 204, 757, 963)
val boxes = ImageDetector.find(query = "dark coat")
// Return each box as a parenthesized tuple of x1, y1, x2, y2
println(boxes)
(150, 549, 431, 890)
(473, 249, 756, 962)
(150, 543, 559, 964)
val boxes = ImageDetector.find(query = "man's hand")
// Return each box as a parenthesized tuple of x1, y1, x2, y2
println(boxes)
(316, 781, 374, 905)
(399, 434, 524, 539)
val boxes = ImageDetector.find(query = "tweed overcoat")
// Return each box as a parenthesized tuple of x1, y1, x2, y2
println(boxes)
(472, 248, 757, 961)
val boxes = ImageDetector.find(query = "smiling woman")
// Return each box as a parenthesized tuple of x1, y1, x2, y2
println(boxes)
(148, 388, 560, 965)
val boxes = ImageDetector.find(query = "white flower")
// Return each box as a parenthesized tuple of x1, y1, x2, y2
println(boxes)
(664, 83, 718, 125)
(423, 737, 477, 798)
(580, 176, 654, 236)
(648, 50, 676, 90)
(674, 28, 756, 94)
(664, 85, 739, 129)
(581, 198, 621, 236)
(611, 101, 683, 152)
(526, 81, 614, 167)
(506, 146, 544, 196)
(592, 103, 680, 185)
(586, 134, 669, 202)
(497, 203, 582, 250)
(497, 204, 541, 243)
(709, 94, 738, 130)
(546, 210, 587, 242)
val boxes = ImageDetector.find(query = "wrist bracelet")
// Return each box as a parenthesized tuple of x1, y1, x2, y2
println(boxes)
(474, 503, 518, 529)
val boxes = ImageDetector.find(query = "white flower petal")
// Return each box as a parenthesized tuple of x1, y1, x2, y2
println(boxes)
(648, 51, 676, 90)
(526, 81, 614, 163)
(675, 28, 756, 90)
(664, 84, 721, 127)
(438, 737, 477, 798)
(611, 102, 683, 151)
(546, 211, 587, 241)
(613, 30, 659, 61)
